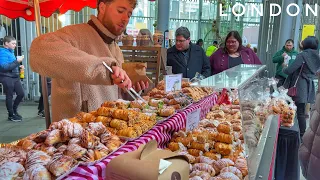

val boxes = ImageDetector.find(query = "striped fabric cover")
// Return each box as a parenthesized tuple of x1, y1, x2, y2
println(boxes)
(64, 93, 218, 180)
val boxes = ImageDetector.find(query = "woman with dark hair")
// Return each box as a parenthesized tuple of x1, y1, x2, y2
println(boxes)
(283, 36, 320, 138)
(209, 31, 262, 75)
(196, 39, 204, 47)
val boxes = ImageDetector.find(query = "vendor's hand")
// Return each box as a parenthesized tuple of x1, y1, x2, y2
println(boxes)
(133, 80, 149, 92)
(19, 65, 24, 69)
(282, 52, 288, 57)
(111, 66, 132, 89)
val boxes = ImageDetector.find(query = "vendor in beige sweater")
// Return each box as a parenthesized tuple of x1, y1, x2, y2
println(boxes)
(30, 0, 148, 122)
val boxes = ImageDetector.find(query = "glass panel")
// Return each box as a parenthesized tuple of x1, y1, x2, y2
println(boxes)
(190, 64, 266, 89)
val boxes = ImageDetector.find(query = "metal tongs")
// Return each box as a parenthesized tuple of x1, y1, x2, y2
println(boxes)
(102, 62, 147, 106)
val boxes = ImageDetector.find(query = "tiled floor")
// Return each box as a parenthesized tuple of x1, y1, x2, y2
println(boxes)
(0, 100, 46, 143)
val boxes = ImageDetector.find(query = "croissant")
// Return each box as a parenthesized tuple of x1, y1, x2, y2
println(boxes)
(81, 149, 95, 162)
(97, 107, 115, 117)
(196, 156, 216, 165)
(190, 176, 202, 180)
(190, 142, 210, 152)
(23, 164, 51, 180)
(117, 127, 138, 138)
(196, 133, 209, 144)
(187, 149, 203, 157)
(235, 158, 248, 176)
(94, 143, 110, 159)
(190, 170, 211, 180)
(158, 107, 175, 117)
(62, 122, 84, 138)
(17, 139, 37, 150)
(112, 109, 130, 121)
(45, 129, 64, 145)
(49, 119, 73, 130)
(213, 133, 233, 144)
(106, 127, 118, 135)
(214, 142, 232, 156)
(219, 172, 240, 180)
(40, 145, 57, 156)
(167, 142, 180, 152)
(221, 166, 243, 179)
(95, 116, 113, 127)
(0, 162, 25, 180)
(130, 101, 147, 109)
(31, 130, 50, 143)
(174, 137, 193, 147)
(177, 151, 196, 163)
(101, 101, 117, 108)
(47, 154, 77, 177)
(86, 122, 106, 136)
(65, 144, 87, 159)
(232, 124, 242, 132)
(106, 140, 122, 152)
(99, 132, 112, 144)
(25, 150, 52, 169)
(217, 124, 231, 134)
(80, 130, 100, 149)
(82, 113, 96, 123)
(213, 158, 235, 173)
(203, 152, 221, 161)
(192, 163, 216, 176)
(110, 119, 128, 130)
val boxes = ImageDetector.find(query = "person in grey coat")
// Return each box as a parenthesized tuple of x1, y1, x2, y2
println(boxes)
(283, 36, 320, 138)
(299, 74, 320, 180)
(167, 27, 211, 79)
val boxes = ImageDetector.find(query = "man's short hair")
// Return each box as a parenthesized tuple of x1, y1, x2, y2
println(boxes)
(97, 0, 138, 12)
(175, 27, 190, 39)
(3, 36, 15, 45)
(213, 40, 218, 45)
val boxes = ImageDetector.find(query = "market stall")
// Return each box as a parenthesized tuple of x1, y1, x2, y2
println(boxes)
(1, 64, 296, 180)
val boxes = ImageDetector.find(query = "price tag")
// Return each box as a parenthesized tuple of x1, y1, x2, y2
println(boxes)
(164, 74, 182, 93)
(186, 108, 201, 132)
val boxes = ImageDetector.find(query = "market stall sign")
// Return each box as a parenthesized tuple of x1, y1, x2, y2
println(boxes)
(186, 108, 201, 132)
(164, 74, 182, 93)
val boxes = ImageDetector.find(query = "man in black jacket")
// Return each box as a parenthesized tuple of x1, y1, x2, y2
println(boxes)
(167, 27, 211, 79)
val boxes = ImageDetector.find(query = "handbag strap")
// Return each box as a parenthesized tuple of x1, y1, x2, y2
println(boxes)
(293, 62, 304, 87)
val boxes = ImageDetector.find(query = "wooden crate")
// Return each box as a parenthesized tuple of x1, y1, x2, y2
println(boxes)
(120, 46, 167, 85)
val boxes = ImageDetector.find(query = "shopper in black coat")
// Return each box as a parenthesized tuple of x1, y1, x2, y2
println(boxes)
(283, 36, 320, 137)
(167, 27, 211, 79)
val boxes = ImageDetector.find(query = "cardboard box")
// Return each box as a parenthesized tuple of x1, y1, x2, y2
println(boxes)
(106, 140, 189, 180)
(122, 62, 153, 86)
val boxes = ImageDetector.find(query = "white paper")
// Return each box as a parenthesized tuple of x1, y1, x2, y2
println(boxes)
(186, 108, 201, 132)
(164, 74, 182, 93)
(159, 159, 172, 174)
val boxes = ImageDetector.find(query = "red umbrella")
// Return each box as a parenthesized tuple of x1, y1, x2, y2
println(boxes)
(0, 0, 97, 21)
(0, 0, 97, 128)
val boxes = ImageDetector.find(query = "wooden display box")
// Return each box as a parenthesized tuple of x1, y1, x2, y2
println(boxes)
(120, 46, 167, 85)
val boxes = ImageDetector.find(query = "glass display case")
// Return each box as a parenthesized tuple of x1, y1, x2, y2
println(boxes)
(191, 64, 279, 180)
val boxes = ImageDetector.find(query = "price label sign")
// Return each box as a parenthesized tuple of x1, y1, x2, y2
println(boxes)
(186, 108, 201, 132)
(164, 74, 182, 93)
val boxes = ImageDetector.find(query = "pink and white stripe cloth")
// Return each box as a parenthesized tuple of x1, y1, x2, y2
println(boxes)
(63, 93, 218, 180)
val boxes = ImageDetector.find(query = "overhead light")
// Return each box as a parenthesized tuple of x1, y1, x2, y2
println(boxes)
(58, 14, 66, 22)
(26, 9, 32, 16)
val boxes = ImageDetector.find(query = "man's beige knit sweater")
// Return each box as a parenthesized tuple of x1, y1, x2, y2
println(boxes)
(30, 15, 124, 122)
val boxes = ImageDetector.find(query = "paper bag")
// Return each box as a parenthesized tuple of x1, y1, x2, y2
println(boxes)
(106, 140, 189, 180)
(122, 62, 153, 85)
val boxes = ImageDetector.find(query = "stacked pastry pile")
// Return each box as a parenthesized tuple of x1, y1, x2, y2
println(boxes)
(147, 81, 214, 104)
(269, 100, 295, 127)
(70, 105, 157, 139)
(0, 119, 124, 179)
(240, 101, 262, 154)
(166, 110, 248, 180)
